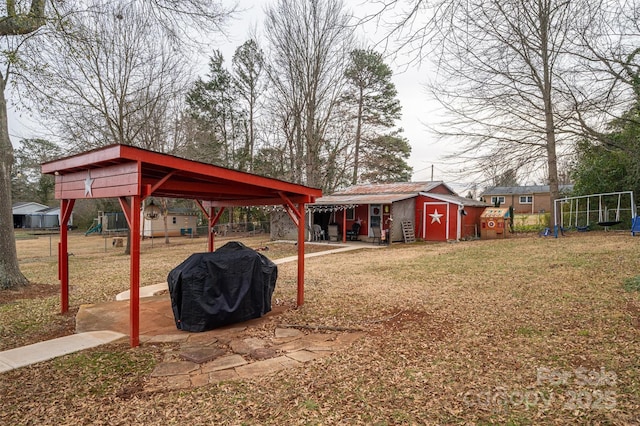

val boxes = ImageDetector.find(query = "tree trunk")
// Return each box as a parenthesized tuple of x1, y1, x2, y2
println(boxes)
(0, 72, 29, 289)
(162, 198, 170, 244)
(352, 87, 364, 185)
(540, 6, 560, 228)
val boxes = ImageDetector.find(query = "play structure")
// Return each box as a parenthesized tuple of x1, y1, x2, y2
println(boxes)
(84, 211, 128, 236)
(554, 191, 638, 236)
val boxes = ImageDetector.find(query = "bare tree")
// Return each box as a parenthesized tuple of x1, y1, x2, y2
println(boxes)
(565, 0, 640, 149)
(264, 0, 355, 189)
(0, 0, 232, 290)
(27, 2, 192, 152)
(375, 0, 593, 226)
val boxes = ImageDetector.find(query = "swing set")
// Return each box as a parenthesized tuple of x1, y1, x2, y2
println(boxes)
(553, 191, 638, 236)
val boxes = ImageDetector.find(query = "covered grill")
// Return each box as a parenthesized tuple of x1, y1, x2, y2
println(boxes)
(167, 241, 277, 332)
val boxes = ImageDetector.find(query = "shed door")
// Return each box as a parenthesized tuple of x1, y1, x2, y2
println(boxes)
(369, 204, 382, 236)
(423, 202, 449, 241)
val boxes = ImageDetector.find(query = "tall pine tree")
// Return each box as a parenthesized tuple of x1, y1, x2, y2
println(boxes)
(343, 49, 402, 184)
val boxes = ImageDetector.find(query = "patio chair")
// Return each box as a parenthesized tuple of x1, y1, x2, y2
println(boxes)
(327, 224, 339, 242)
(371, 225, 382, 245)
(312, 224, 325, 241)
(346, 222, 361, 241)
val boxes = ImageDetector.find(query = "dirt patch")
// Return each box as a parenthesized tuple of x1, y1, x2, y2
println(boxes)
(0, 282, 59, 304)
(376, 309, 430, 331)
(367, 309, 452, 340)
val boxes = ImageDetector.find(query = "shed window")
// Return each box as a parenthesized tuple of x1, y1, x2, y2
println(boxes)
(172, 217, 177, 224)
(491, 196, 505, 205)
(519, 196, 533, 204)
(346, 208, 355, 220)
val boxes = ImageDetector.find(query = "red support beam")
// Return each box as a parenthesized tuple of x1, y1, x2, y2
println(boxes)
(195, 201, 227, 252)
(297, 203, 305, 307)
(118, 195, 141, 347)
(280, 196, 306, 306)
(129, 196, 141, 347)
(59, 199, 75, 313)
(147, 170, 176, 195)
(118, 197, 133, 228)
(342, 209, 347, 243)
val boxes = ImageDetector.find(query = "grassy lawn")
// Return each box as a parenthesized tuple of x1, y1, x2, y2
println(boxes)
(1, 230, 640, 424)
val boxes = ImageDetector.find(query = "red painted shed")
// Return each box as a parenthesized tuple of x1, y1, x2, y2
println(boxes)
(416, 193, 487, 241)
(309, 182, 487, 242)
(41, 144, 322, 347)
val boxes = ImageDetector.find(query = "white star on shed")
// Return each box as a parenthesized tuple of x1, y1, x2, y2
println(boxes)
(429, 209, 443, 224)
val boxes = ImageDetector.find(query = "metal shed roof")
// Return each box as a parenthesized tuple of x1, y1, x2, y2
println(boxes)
(419, 192, 489, 207)
(310, 181, 459, 209)
(332, 181, 452, 196)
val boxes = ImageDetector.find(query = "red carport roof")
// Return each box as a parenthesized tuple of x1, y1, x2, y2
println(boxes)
(41, 144, 322, 204)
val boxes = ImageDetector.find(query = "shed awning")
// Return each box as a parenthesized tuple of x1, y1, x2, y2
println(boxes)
(311, 193, 416, 208)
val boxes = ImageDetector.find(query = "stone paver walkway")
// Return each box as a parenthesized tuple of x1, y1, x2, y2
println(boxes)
(146, 327, 365, 391)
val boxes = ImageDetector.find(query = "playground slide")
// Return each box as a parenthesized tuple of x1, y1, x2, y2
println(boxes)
(84, 223, 102, 236)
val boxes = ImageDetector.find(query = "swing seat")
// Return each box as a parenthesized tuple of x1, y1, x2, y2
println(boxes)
(597, 221, 622, 227)
(576, 225, 589, 232)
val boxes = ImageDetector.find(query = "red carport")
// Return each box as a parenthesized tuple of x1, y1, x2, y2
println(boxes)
(41, 144, 322, 347)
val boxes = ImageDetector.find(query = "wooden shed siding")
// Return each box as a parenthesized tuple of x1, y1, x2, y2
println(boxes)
(427, 184, 455, 195)
(416, 194, 485, 240)
(462, 206, 483, 238)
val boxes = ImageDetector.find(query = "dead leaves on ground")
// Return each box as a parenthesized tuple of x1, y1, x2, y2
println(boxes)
(2, 231, 640, 424)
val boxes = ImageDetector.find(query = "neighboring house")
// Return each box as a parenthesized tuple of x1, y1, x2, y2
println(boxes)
(12, 202, 71, 229)
(141, 208, 199, 237)
(481, 185, 574, 214)
(271, 181, 488, 242)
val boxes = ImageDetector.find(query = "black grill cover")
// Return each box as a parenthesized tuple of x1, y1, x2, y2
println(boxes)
(167, 241, 277, 332)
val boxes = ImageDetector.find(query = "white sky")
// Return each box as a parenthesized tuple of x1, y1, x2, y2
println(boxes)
(7, 0, 471, 193)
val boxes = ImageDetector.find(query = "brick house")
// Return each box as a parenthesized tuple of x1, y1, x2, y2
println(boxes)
(481, 185, 574, 214)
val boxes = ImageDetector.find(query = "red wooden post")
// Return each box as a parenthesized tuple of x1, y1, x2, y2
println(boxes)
(297, 203, 305, 306)
(342, 209, 347, 243)
(130, 195, 141, 347)
(59, 198, 74, 314)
